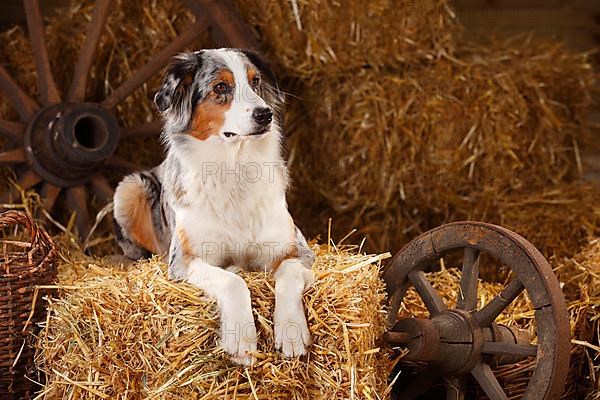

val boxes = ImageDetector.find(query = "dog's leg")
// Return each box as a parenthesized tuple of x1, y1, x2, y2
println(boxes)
(185, 258, 258, 366)
(168, 234, 257, 365)
(273, 258, 314, 357)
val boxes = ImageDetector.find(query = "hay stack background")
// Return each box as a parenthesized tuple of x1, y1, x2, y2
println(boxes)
(234, 0, 460, 79)
(286, 37, 599, 257)
(35, 245, 393, 399)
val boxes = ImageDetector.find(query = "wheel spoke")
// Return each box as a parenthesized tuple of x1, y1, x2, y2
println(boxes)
(41, 183, 61, 212)
(481, 342, 537, 357)
(457, 247, 480, 312)
(20, 170, 42, 189)
(183, 0, 257, 49)
(120, 120, 163, 139)
(69, 0, 113, 102)
(24, 0, 61, 104)
(0, 170, 42, 204)
(471, 362, 508, 400)
(66, 186, 92, 239)
(474, 279, 524, 327)
(0, 188, 18, 207)
(383, 331, 411, 345)
(0, 65, 39, 121)
(101, 18, 209, 109)
(90, 174, 114, 203)
(0, 119, 25, 142)
(0, 148, 26, 164)
(446, 376, 465, 400)
(408, 270, 447, 316)
(387, 281, 410, 328)
(106, 155, 143, 172)
(397, 366, 442, 400)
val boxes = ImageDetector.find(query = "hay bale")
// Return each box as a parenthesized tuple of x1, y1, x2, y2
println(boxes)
(287, 37, 598, 257)
(553, 239, 600, 399)
(235, 0, 459, 79)
(35, 235, 600, 399)
(35, 245, 393, 399)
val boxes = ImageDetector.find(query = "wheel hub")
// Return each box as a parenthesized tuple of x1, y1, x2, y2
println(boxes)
(24, 103, 119, 188)
(388, 310, 485, 374)
(386, 310, 531, 375)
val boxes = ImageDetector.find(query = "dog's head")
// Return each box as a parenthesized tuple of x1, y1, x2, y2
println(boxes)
(155, 49, 282, 144)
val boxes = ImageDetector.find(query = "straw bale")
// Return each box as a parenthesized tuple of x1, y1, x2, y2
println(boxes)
(553, 239, 600, 399)
(35, 234, 600, 399)
(234, 0, 460, 79)
(287, 37, 598, 257)
(35, 245, 393, 399)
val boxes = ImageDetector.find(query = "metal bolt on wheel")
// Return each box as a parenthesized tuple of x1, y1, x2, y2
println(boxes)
(383, 222, 570, 400)
(0, 0, 255, 238)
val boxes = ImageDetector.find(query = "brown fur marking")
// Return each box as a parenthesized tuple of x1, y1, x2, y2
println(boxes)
(177, 228, 195, 262)
(126, 186, 161, 255)
(183, 73, 194, 85)
(217, 70, 234, 86)
(189, 69, 234, 140)
(270, 244, 299, 273)
(247, 68, 258, 86)
(173, 183, 187, 202)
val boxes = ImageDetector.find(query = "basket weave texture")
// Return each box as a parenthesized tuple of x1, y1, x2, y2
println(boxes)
(0, 211, 56, 399)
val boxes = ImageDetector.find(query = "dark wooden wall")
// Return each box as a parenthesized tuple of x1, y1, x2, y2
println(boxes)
(2, 0, 597, 49)
(454, 0, 600, 51)
(1, 1, 597, 53)
(0, 0, 72, 29)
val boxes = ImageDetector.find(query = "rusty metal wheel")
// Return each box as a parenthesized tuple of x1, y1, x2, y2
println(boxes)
(0, 0, 255, 238)
(383, 222, 570, 400)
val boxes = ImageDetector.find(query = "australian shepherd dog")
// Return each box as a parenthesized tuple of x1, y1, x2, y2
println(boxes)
(113, 49, 314, 366)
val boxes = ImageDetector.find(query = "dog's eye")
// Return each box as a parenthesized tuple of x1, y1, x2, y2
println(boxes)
(252, 76, 260, 87)
(214, 82, 228, 95)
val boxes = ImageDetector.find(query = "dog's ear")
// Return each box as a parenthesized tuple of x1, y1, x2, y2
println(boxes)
(154, 52, 202, 113)
(240, 49, 284, 104)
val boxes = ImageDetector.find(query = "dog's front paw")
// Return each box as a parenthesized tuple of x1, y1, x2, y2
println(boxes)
(274, 306, 311, 358)
(220, 311, 258, 366)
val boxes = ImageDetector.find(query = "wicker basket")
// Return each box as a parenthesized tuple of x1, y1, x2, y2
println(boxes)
(0, 211, 57, 399)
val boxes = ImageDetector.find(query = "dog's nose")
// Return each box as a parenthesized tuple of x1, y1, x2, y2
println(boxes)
(252, 107, 273, 125)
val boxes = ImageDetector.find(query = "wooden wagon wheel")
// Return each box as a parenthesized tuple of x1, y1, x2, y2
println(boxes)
(383, 222, 570, 400)
(0, 0, 256, 239)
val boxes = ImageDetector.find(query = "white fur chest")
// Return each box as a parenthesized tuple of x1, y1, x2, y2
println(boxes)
(169, 133, 292, 269)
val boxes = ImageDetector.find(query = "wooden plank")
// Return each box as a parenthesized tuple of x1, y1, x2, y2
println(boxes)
(0, 0, 73, 29)
(454, 0, 563, 10)
(456, 8, 596, 30)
